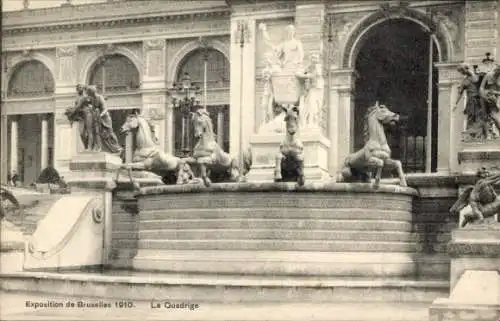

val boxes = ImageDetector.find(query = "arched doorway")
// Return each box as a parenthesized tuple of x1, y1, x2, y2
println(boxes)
(353, 19, 439, 173)
(88, 53, 141, 152)
(6, 60, 55, 185)
(173, 47, 230, 156)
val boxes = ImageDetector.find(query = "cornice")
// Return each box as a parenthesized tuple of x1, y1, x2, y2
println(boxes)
(2, 9, 231, 36)
(327, 0, 464, 14)
(3, 1, 230, 35)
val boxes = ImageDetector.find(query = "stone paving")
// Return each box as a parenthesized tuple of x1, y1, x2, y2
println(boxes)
(0, 291, 430, 321)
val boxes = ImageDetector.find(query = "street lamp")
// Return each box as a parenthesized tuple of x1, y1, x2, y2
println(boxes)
(168, 72, 202, 157)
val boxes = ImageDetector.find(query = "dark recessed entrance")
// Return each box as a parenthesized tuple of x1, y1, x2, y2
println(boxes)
(354, 19, 438, 173)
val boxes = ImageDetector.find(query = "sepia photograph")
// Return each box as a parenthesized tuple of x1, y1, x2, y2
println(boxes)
(0, 0, 499, 320)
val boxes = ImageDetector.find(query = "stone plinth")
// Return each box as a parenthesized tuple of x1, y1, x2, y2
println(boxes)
(125, 182, 419, 278)
(429, 271, 500, 321)
(247, 130, 331, 182)
(458, 140, 500, 174)
(68, 152, 162, 183)
(428, 224, 500, 321)
(447, 224, 500, 289)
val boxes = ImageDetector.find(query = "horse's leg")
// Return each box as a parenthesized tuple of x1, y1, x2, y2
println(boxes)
(229, 157, 240, 182)
(384, 159, 408, 187)
(274, 153, 284, 182)
(295, 154, 305, 187)
(367, 157, 384, 188)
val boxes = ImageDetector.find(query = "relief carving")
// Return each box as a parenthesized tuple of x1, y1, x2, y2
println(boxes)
(56, 46, 76, 57)
(433, 5, 464, 54)
(324, 14, 361, 69)
(144, 39, 165, 51)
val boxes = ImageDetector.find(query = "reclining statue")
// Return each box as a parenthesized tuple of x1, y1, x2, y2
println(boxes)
(450, 167, 500, 228)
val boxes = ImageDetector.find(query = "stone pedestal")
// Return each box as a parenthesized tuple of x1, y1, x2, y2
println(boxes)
(428, 224, 500, 321)
(247, 130, 330, 182)
(68, 152, 162, 183)
(458, 140, 500, 174)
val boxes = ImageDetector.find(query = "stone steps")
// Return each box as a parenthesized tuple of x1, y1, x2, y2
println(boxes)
(129, 208, 414, 221)
(123, 218, 414, 231)
(0, 271, 449, 305)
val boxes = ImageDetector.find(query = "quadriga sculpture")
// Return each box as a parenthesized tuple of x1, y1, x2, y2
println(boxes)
(450, 167, 500, 227)
(187, 107, 252, 187)
(115, 110, 190, 189)
(341, 102, 407, 188)
(274, 106, 305, 186)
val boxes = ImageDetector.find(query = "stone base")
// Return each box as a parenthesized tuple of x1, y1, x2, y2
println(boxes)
(429, 271, 500, 321)
(67, 152, 162, 184)
(447, 223, 500, 289)
(247, 130, 331, 182)
(458, 141, 500, 174)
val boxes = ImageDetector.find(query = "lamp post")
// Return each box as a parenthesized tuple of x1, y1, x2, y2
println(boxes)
(235, 20, 249, 172)
(168, 72, 201, 157)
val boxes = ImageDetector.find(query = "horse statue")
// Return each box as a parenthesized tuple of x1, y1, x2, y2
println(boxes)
(450, 167, 500, 227)
(341, 102, 407, 188)
(274, 106, 305, 186)
(187, 108, 252, 187)
(114, 111, 191, 189)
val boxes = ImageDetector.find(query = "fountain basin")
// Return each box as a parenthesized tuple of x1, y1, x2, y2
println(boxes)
(112, 182, 420, 278)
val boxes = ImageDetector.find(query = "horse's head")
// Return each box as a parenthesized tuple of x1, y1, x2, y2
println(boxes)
(191, 110, 214, 141)
(372, 103, 399, 126)
(120, 113, 140, 135)
(284, 106, 300, 135)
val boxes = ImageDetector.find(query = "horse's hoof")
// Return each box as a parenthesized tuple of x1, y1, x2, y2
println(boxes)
(132, 182, 141, 191)
(203, 178, 212, 187)
(297, 175, 305, 187)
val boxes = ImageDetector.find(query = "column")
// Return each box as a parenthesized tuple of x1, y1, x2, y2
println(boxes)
(435, 63, 460, 174)
(329, 69, 357, 180)
(54, 45, 78, 174)
(0, 114, 7, 183)
(40, 113, 49, 170)
(10, 115, 19, 174)
(142, 39, 167, 152)
(216, 106, 225, 146)
(229, 18, 256, 157)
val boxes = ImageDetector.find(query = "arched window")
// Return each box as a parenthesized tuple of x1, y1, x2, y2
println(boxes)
(173, 48, 230, 157)
(176, 48, 229, 88)
(88, 54, 140, 93)
(8, 60, 54, 98)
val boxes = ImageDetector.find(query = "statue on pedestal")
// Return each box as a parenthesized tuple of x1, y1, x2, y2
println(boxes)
(65, 84, 97, 151)
(257, 23, 304, 134)
(115, 109, 190, 189)
(274, 106, 305, 186)
(64, 85, 122, 154)
(340, 102, 407, 188)
(479, 64, 500, 138)
(450, 167, 500, 228)
(454, 63, 489, 140)
(455, 58, 500, 141)
(297, 53, 324, 129)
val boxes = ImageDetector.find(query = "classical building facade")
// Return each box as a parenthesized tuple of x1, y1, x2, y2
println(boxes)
(1, 0, 499, 185)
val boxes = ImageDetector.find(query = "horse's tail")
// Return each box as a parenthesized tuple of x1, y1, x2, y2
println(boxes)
(241, 147, 253, 176)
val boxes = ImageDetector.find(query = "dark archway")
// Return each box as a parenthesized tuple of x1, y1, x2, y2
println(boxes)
(354, 19, 439, 173)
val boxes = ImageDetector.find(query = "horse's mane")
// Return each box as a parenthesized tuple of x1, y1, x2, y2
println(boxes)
(136, 115, 157, 143)
(362, 105, 379, 143)
(195, 111, 215, 138)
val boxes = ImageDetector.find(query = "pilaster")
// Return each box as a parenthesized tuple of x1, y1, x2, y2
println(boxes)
(54, 45, 78, 174)
(435, 62, 461, 175)
(229, 18, 256, 157)
(294, 1, 326, 59)
(329, 68, 357, 180)
(0, 112, 7, 183)
(142, 39, 167, 152)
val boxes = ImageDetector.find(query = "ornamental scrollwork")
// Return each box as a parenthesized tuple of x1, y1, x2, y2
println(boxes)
(144, 39, 166, 51)
(56, 46, 77, 57)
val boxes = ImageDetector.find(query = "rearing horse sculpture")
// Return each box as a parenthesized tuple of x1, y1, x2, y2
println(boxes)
(274, 106, 305, 186)
(341, 102, 407, 188)
(115, 111, 189, 189)
(188, 108, 252, 187)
